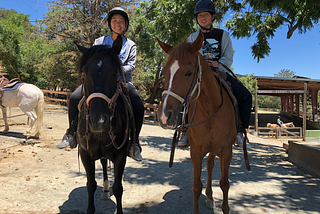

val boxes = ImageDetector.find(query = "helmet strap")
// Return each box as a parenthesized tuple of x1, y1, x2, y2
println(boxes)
(200, 25, 213, 33)
(112, 31, 125, 36)
(196, 20, 213, 33)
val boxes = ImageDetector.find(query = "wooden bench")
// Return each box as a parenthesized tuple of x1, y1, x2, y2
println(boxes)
(144, 103, 159, 122)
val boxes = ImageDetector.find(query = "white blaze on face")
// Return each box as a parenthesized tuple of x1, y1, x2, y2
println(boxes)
(161, 60, 180, 124)
(97, 60, 103, 68)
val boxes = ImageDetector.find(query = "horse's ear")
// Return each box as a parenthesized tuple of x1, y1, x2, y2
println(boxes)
(191, 32, 204, 54)
(74, 41, 88, 54)
(157, 38, 172, 54)
(112, 35, 122, 55)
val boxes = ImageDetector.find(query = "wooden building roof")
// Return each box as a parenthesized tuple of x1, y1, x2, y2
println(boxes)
(254, 76, 320, 91)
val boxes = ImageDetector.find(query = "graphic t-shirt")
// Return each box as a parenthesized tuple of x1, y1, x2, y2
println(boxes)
(202, 28, 223, 61)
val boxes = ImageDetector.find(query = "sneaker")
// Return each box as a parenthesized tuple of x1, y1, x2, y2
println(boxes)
(57, 134, 75, 149)
(234, 133, 251, 148)
(177, 132, 189, 148)
(129, 143, 142, 161)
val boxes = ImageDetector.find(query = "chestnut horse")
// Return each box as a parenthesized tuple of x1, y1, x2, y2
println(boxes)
(157, 32, 249, 214)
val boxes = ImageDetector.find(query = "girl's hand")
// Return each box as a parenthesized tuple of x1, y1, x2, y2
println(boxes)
(206, 60, 219, 68)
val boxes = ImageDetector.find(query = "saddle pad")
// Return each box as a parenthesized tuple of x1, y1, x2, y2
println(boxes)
(4, 82, 25, 91)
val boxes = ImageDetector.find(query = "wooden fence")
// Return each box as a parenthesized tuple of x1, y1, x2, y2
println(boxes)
(257, 127, 302, 139)
(144, 103, 159, 122)
(41, 89, 159, 122)
(41, 89, 72, 107)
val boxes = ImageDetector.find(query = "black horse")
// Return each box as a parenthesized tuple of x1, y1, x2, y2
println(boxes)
(75, 36, 131, 214)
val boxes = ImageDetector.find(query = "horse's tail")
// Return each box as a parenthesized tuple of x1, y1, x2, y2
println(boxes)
(34, 89, 44, 136)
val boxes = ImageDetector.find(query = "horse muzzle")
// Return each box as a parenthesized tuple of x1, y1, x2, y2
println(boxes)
(88, 114, 110, 133)
(158, 106, 181, 130)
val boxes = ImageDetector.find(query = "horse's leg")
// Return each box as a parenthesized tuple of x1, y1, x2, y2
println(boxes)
(80, 149, 97, 214)
(113, 153, 126, 214)
(21, 110, 37, 138)
(190, 149, 203, 214)
(1, 107, 9, 134)
(219, 147, 232, 214)
(33, 91, 44, 138)
(100, 159, 110, 200)
(205, 153, 216, 209)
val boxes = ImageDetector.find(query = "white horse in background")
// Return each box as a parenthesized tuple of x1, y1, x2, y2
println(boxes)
(1, 83, 44, 138)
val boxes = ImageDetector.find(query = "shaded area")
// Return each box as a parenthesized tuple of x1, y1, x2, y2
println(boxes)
(59, 131, 320, 214)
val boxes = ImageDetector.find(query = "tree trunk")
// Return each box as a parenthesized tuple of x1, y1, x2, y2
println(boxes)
(146, 60, 163, 103)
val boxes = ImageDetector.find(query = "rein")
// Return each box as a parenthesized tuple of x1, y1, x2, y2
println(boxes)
(186, 75, 224, 128)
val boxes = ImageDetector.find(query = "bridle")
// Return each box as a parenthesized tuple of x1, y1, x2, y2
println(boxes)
(81, 69, 130, 150)
(162, 54, 224, 129)
(162, 54, 202, 113)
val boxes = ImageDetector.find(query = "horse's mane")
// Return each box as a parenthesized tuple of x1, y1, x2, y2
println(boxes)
(76, 45, 121, 75)
(166, 41, 195, 66)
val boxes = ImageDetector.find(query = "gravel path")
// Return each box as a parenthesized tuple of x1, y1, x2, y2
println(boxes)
(0, 105, 319, 214)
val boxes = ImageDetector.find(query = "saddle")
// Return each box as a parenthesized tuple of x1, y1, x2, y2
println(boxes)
(0, 76, 23, 106)
(211, 67, 245, 133)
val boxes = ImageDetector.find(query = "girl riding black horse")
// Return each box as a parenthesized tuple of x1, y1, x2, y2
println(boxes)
(57, 7, 144, 161)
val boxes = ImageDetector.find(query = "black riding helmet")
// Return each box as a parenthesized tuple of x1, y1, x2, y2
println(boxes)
(107, 7, 129, 34)
(194, 0, 216, 31)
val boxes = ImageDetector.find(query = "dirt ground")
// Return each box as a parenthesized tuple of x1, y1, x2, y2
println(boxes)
(0, 104, 320, 214)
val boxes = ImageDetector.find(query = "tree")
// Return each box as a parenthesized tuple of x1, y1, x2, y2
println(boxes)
(258, 95, 281, 109)
(225, 0, 320, 62)
(133, 0, 320, 103)
(0, 9, 46, 84)
(44, 0, 139, 46)
(274, 68, 296, 78)
(132, 0, 197, 103)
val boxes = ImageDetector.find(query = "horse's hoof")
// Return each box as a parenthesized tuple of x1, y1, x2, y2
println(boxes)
(206, 198, 214, 210)
(101, 190, 110, 200)
(2, 129, 9, 134)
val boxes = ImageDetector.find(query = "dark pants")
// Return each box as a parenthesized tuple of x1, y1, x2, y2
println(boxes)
(67, 83, 144, 140)
(226, 74, 252, 129)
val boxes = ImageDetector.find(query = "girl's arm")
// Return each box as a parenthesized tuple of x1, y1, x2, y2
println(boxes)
(219, 31, 234, 74)
(122, 44, 136, 75)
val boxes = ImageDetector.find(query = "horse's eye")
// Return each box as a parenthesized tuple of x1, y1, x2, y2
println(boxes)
(185, 70, 192, 77)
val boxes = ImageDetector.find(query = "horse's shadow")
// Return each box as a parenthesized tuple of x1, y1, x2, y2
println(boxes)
(0, 131, 26, 139)
(58, 186, 117, 214)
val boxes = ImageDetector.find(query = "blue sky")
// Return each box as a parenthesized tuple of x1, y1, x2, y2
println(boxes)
(2, 0, 320, 80)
